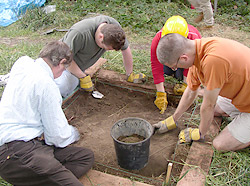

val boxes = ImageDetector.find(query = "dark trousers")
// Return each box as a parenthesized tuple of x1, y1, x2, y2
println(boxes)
(0, 139, 94, 186)
(164, 65, 184, 81)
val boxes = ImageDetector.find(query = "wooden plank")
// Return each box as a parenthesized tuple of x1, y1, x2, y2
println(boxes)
(79, 169, 153, 186)
(176, 117, 222, 186)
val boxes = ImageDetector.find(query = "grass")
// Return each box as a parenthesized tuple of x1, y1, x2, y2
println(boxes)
(207, 148, 250, 185)
(0, 179, 11, 186)
(206, 118, 250, 185)
(0, 0, 250, 185)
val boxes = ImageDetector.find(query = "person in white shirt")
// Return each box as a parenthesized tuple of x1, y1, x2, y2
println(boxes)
(0, 41, 94, 186)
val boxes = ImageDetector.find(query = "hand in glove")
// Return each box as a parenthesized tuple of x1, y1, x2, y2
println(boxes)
(127, 72, 146, 84)
(154, 92, 168, 114)
(153, 116, 177, 134)
(173, 83, 187, 96)
(79, 75, 94, 92)
(178, 128, 201, 143)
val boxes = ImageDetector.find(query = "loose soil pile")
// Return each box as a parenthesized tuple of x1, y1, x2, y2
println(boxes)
(118, 134, 146, 143)
(63, 81, 196, 185)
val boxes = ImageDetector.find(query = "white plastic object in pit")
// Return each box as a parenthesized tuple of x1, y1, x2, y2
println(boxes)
(92, 90, 104, 99)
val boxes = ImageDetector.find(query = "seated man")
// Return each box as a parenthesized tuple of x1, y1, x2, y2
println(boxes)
(55, 15, 146, 97)
(151, 15, 201, 114)
(154, 33, 250, 151)
(0, 41, 94, 186)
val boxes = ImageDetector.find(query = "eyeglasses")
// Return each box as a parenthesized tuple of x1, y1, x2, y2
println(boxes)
(171, 57, 180, 71)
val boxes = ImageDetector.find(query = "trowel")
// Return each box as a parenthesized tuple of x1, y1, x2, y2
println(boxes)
(92, 90, 104, 99)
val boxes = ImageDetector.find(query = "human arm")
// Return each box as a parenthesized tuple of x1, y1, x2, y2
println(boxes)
(153, 86, 197, 133)
(151, 31, 165, 85)
(199, 87, 220, 138)
(40, 83, 80, 147)
(66, 60, 93, 91)
(156, 82, 165, 92)
(67, 60, 87, 78)
(122, 46, 146, 83)
(151, 32, 168, 113)
(121, 46, 133, 76)
(175, 86, 200, 143)
(179, 87, 220, 143)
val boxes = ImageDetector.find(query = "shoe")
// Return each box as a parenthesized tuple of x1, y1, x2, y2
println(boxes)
(199, 25, 214, 30)
(0, 73, 10, 86)
(194, 12, 203, 23)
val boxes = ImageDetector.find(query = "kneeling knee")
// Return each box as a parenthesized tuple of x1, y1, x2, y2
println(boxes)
(212, 139, 224, 151)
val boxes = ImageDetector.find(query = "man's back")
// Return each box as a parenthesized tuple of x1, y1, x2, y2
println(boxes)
(188, 37, 250, 112)
(0, 56, 61, 146)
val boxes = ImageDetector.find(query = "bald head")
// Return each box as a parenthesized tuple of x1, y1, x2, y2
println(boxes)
(156, 33, 188, 65)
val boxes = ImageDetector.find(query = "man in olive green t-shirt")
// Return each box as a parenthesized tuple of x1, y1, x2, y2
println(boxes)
(55, 15, 146, 97)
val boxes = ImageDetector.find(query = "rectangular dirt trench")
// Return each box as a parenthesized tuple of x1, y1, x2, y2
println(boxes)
(63, 82, 181, 184)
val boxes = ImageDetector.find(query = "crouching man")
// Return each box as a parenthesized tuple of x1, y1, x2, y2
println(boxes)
(0, 41, 94, 186)
(154, 34, 250, 151)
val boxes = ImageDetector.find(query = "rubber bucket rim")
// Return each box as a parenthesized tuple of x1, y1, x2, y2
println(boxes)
(110, 117, 153, 145)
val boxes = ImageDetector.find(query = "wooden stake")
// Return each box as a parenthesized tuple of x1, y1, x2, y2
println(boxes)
(166, 162, 173, 184)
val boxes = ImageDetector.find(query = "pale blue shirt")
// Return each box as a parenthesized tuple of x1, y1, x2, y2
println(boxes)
(0, 56, 79, 147)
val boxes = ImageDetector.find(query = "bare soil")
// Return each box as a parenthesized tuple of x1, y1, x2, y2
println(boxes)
(63, 81, 194, 185)
(118, 134, 145, 143)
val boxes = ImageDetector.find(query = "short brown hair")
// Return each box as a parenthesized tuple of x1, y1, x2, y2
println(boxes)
(100, 24, 126, 51)
(39, 41, 73, 66)
(157, 33, 187, 65)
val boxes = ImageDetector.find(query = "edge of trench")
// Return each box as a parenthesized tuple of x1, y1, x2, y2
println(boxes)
(62, 66, 221, 186)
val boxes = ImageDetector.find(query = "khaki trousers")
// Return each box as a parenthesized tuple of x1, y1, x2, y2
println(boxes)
(188, 0, 214, 26)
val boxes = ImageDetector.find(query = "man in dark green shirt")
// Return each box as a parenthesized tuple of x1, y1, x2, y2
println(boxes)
(55, 15, 146, 97)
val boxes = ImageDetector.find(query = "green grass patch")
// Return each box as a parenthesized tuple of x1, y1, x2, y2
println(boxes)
(103, 49, 151, 77)
(0, 42, 43, 98)
(207, 148, 250, 185)
(0, 42, 43, 73)
(0, 177, 12, 186)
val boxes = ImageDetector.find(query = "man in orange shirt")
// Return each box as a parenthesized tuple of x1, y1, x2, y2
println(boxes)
(154, 33, 250, 151)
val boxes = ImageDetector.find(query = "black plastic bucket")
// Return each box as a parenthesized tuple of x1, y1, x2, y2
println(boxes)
(111, 117, 153, 170)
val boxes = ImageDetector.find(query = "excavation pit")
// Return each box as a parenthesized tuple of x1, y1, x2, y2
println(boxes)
(63, 80, 192, 185)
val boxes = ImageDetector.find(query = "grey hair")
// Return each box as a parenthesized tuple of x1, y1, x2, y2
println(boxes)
(39, 41, 73, 66)
(156, 33, 187, 65)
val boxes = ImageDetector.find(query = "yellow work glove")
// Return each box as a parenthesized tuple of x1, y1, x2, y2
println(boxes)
(173, 83, 187, 96)
(127, 72, 146, 84)
(153, 116, 177, 134)
(154, 92, 168, 114)
(79, 75, 94, 92)
(178, 128, 201, 143)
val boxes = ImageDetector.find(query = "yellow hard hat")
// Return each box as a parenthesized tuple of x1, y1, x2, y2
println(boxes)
(161, 15, 189, 38)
